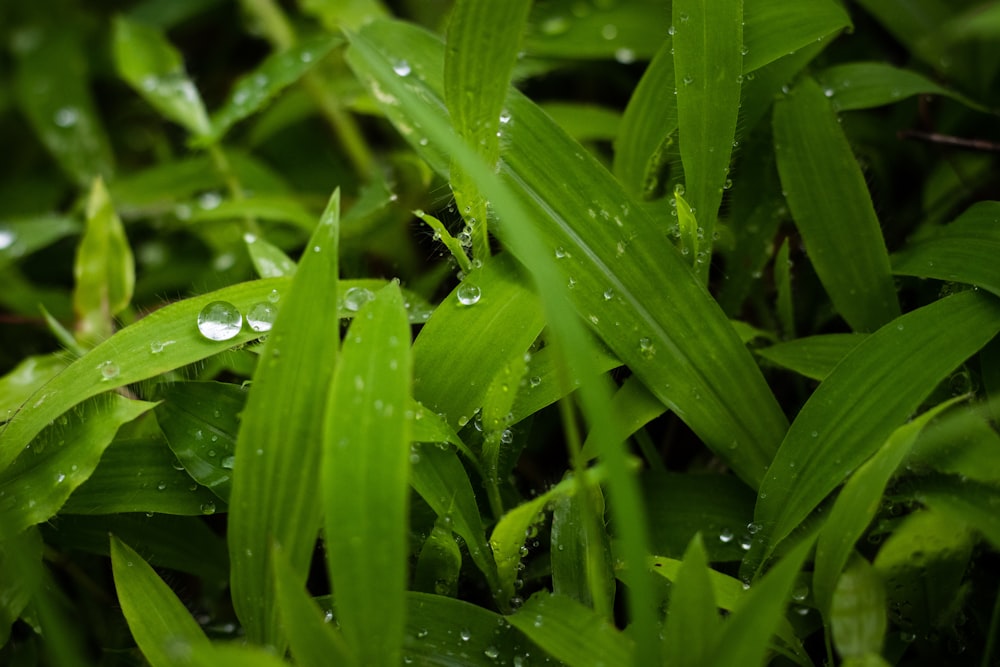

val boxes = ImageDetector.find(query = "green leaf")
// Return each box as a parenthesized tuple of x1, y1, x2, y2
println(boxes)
(508, 592, 633, 667)
(323, 283, 411, 666)
(756, 334, 868, 381)
(579, 376, 665, 463)
(43, 514, 228, 581)
(348, 18, 788, 489)
(202, 35, 342, 145)
(413, 517, 463, 597)
(0, 394, 155, 540)
(753, 291, 1000, 566)
(672, 0, 743, 280)
(227, 191, 340, 646)
(155, 381, 246, 501)
(775, 238, 794, 338)
(816, 62, 987, 112)
(112, 16, 211, 137)
(852, 0, 952, 71)
(272, 546, 354, 666)
(710, 537, 814, 667)
(300, 0, 388, 31)
(61, 433, 221, 516)
(413, 253, 545, 429)
(246, 234, 298, 278)
(11, 10, 114, 187)
(0, 354, 70, 421)
(908, 405, 1000, 483)
(892, 201, 1000, 299)
(110, 536, 211, 667)
(188, 644, 291, 667)
(0, 528, 44, 645)
(0, 278, 282, 470)
(812, 396, 964, 617)
(73, 178, 135, 345)
(187, 195, 316, 232)
(540, 103, 621, 142)
(742, 0, 851, 73)
(445, 0, 532, 260)
(773, 76, 900, 332)
(551, 484, 615, 615)
(910, 474, 1000, 551)
(0, 216, 79, 273)
(663, 535, 721, 667)
(831, 556, 887, 660)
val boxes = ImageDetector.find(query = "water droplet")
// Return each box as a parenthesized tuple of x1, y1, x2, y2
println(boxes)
(459, 628, 472, 642)
(246, 302, 277, 332)
(541, 16, 570, 35)
(98, 360, 120, 381)
(157, 481, 167, 491)
(601, 24, 618, 40)
(222, 455, 235, 469)
(197, 301, 242, 341)
(268, 289, 280, 303)
(679, 11, 689, 22)
(791, 585, 809, 602)
(674, 183, 685, 196)
(501, 429, 514, 444)
(638, 337, 655, 358)
(55, 473, 66, 484)
(499, 109, 512, 124)
(739, 536, 753, 551)
(392, 59, 411, 76)
(200, 501, 216, 515)
(54, 107, 79, 128)
(719, 529, 734, 543)
(554, 246, 568, 259)
(614, 47, 636, 64)
(484, 646, 500, 660)
(824, 88, 834, 98)
(457, 283, 481, 306)
(683, 74, 694, 85)
(603, 288, 614, 300)
(747, 522, 761, 534)
(668, 25, 676, 35)
(344, 287, 374, 312)
(0, 228, 15, 250)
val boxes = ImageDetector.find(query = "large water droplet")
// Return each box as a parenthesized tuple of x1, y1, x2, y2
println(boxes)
(344, 287, 374, 312)
(197, 301, 242, 341)
(614, 47, 636, 64)
(392, 59, 412, 77)
(200, 501, 217, 515)
(53, 107, 79, 128)
(0, 228, 15, 250)
(457, 283, 481, 306)
(459, 628, 472, 642)
(246, 302, 277, 332)
(719, 529, 734, 543)
(98, 360, 120, 381)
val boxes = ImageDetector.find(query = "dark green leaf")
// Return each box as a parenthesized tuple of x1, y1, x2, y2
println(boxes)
(663, 535, 721, 667)
(0, 216, 78, 273)
(756, 334, 868, 381)
(0, 528, 43, 645)
(816, 62, 987, 112)
(551, 484, 615, 615)
(911, 474, 1000, 551)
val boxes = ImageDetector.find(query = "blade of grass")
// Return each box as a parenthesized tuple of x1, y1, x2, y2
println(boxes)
(110, 536, 211, 667)
(816, 62, 987, 112)
(323, 283, 411, 666)
(742, 0, 850, 73)
(551, 484, 615, 616)
(672, 0, 742, 282)
(227, 190, 340, 646)
(663, 535, 722, 667)
(756, 334, 868, 382)
(0, 528, 43, 645)
(910, 475, 1000, 550)
(773, 76, 900, 332)
(753, 291, 1000, 568)
(830, 556, 887, 661)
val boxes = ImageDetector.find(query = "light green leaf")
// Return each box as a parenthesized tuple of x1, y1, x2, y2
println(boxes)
(188, 643, 291, 667)
(816, 62, 987, 112)
(511, 344, 622, 427)
(202, 35, 342, 145)
(813, 396, 964, 617)
(753, 291, 1000, 566)
(323, 283, 411, 666)
(227, 191, 340, 646)
(445, 0, 532, 260)
(0, 216, 79, 273)
(246, 234, 298, 278)
(187, 194, 316, 232)
(272, 546, 354, 666)
(756, 334, 868, 381)
(908, 407, 1000, 483)
(540, 103, 621, 142)
(892, 201, 1000, 298)
(551, 484, 615, 615)
(773, 76, 900, 332)
(663, 535, 721, 667)
(831, 556, 887, 660)
(672, 0, 743, 281)
(0, 354, 70, 421)
(911, 474, 1000, 551)
(112, 16, 211, 136)
(11, 10, 114, 187)
(0, 394, 154, 540)
(508, 592, 633, 667)
(73, 178, 135, 345)
(300, 0, 388, 31)
(413, 253, 545, 429)
(110, 536, 211, 667)
(0, 527, 43, 645)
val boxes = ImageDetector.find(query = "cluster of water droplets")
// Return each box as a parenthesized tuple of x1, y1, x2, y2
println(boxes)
(196, 296, 279, 342)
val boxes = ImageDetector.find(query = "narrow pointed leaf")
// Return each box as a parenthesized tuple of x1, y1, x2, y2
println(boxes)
(831, 556, 887, 660)
(246, 235, 298, 278)
(756, 334, 868, 382)
(742, 0, 850, 72)
(754, 291, 1000, 563)
(323, 283, 410, 666)
(673, 0, 743, 280)
(110, 536, 211, 667)
(911, 475, 1000, 550)
(0, 395, 154, 540)
(0, 528, 44, 645)
(816, 62, 987, 112)
(0, 354, 70, 420)
(112, 17, 211, 136)
(227, 191, 340, 645)
(663, 536, 721, 667)
(773, 76, 900, 332)
(551, 484, 615, 614)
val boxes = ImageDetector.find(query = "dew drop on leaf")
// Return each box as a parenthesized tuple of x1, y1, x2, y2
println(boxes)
(457, 283, 481, 306)
(200, 501, 216, 515)
(246, 302, 277, 332)
(197, 301, 242, 341)
(98, 361, 120, 380)
(0, 228, 15, 250)
(344, 287, 374, 312)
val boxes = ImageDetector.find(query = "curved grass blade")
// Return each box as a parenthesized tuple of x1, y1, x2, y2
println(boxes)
(0, 527, 43, 645)
(742, 0, 850, 73)
(61, 434, 222, 516)
(541, 103, 621, 142)
(911, 474, 1000, 550)
(551, 484, 615, 615)
(414, 517, 463, 597)
(246, 234, 298, 278)
(0, 216, 78, 274)
(753, 291, 1000, 567)
(511, 344, 622, 426)
(672, 0, 743, 281)
(272, 546, 353, 666)
(188, 644, 291, 667)
(663, 535, 722, 667)
(112, 17, 211, 137)
(445, 0, 532, 259)
(413, 253, 545, 429)
(0, 354, 70, 421)
(74, 178, 135, 345)
(756, 333, 868, 382)
(227, 191, 340, 646)
(812, 396, 965, 617)
(892, 201, 1000, 298)
(0, 395, 154, 540)
(852, 0, 952, 72)
(188, 195, 316, 231)
(579, 376, 665, 463)
(0, 277, 286, 470)
(323, 283, 411, 666)
(831, 556, 887, 661)
(816, 62, 988, 112)
(110, 536, 211, 667)
(773, 76, 900, 332)
(11, 10, 114, 187)
(509, 592, 633, 667)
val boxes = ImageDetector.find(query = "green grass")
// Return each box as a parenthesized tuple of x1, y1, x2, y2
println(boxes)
(2, 0, 1000, 665)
